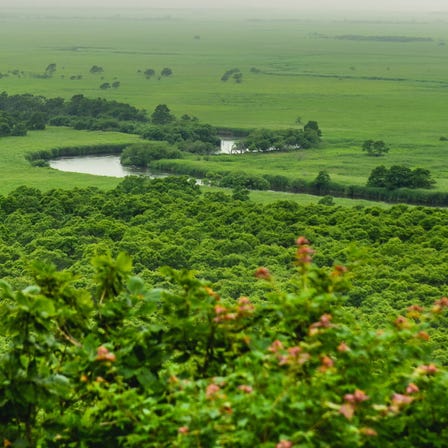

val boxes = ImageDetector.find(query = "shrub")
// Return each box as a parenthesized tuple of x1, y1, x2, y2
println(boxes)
(0, 241, 447, 446)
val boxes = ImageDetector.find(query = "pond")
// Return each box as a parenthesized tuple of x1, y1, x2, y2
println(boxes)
(49, 155, 169, 178)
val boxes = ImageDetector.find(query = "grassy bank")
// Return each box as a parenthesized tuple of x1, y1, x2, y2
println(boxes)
(0, 127, 140, 194)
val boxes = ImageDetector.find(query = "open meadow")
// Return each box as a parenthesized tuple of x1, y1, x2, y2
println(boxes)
(1, 8, 448, 194)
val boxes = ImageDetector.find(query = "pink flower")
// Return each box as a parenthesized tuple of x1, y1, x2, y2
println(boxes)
(407, 304, 424, 312)
(287, 346, 301, 356)
(417, 363, 438, 375)
(296, 236, 309, 246)
(255, 267, 271, 280)
(391, 393, 413, 406)
(95, 346, 116, 362)
(276, 440, 293, 448)
(435, 297, 448, 307)
(268, 340, 284, 353)
(297, 245, 315, 264)
(238, 384, 253, 394)
(331, 265, 348, 277)
(214, 305, 227, 315)
(406, 383, 419, 394)
(310, 314, 333, 331)
(237, 297, 255, 315)
(394, 315, 410, 329)
(339, 403, 355, 420)
(337, 342, 350, 352)
(344, 389, 369, 403)
(178, 426, 189, 434)
(319, 355, 334, 372)
(206, 383, 221, 399)
(432, 297, 448, 313)
(416, 331, 430, 341)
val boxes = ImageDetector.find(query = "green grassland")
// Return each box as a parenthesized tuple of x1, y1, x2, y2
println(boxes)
(0, 128, 391, 208)
(0, 128, 139, 193)
(1, 10, 448, 197)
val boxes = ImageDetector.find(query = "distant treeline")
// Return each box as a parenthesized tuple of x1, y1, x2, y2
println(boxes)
(0, 92, 147, 137)
(316, 34, 434, 43)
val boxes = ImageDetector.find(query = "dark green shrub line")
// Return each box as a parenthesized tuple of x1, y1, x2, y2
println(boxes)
(148, 161, 448, 206)
(26, 144, 127, 162)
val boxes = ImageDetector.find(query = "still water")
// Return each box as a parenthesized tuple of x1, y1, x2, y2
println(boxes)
(49, 155, 168, 178)
(49, 140, 238, 178)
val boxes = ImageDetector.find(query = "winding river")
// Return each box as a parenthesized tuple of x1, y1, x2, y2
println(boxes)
(49, 155, 169, 178)
(49, 139, 237, 178)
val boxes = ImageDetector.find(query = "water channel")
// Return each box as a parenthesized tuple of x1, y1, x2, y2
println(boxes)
(49, 155, 166, 178)
(49, 140, 237, 178)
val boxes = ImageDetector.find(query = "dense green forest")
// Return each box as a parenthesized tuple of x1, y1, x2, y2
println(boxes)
(1, 176, 448, 446)
(1, 176, 447, 326)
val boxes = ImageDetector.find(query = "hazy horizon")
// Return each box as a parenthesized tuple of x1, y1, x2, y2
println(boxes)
(2, 0, 448, 12)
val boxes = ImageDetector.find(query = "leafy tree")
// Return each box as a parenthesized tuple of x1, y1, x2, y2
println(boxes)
(311, 170, 331, 193)
(367, 165, 435, 190)
(111, 81, 120, 88)
(367, 165, 388, 187)
(233, 72, 243, 83)
(150, 104, 175, 125)
(410, 167, 436, 189)
(144, 68, 156, 78)
(232, 186, 250, 201)
(27, 112, 46, 130)
(44, 63, 57, 77)
(120, 142, 182, 167)
(221, 68, 241, 81)
(304, 120, 322, 137)
(362, 139, 390, 156)
(89, 65, 104, 74)
(10, 122, 27, 136)
(160, 67, 173, 77)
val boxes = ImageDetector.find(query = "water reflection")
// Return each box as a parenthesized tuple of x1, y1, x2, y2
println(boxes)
(49, 155, 167, 178)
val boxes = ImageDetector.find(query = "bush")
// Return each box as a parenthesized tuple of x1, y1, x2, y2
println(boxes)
(120, 142, 182, 168)
(1, 242, 448, 446)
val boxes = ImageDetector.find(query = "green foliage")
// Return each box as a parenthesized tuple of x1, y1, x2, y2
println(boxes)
(160, 67, 173, 77)
(363, 140, 390, 156)
(221, 68, 241, 82)
(0, 242, 447, 446)
(367, 165, 436, 189)
(150, 104, 175, 125)
(89, 65, 104, 74)
(120, 142, 182, 168)
(144, 68, 155, 78)
(242, 124, 321, 152)
(318, 195, 335, 206)
(311, 170, 331, 194)
(142, 121, 220, 146)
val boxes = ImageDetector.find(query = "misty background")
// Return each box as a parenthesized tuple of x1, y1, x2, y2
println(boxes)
(1, 0, 448, 12)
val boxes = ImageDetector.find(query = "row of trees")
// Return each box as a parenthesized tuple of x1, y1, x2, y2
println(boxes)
(236, 121, 322, 152)
(367, 165, 435, 189)
(141, 67, 173, 78)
